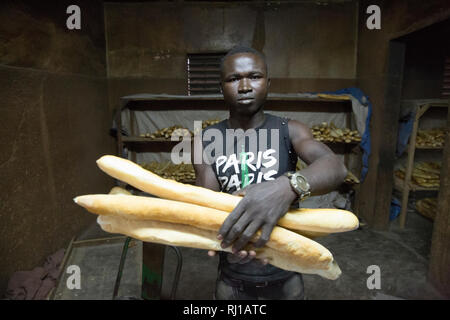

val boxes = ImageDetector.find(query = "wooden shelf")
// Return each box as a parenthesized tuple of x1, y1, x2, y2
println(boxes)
(122, 137, 178, 153)
(405, 142, 445, 150)
(394, 176, 439, 192)
(124, 136, 359, 144)
(120, 93, 353, 112)
(122, 136, 359, 153)
(397, 101, 448, 228)
(123, 137, 182, 143)
(415, 145, 444, 150)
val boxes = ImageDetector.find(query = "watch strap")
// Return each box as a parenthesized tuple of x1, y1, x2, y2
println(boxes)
(284, 171, 311, 202)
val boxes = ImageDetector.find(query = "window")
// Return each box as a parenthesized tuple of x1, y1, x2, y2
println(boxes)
(187, 53, 225, 95)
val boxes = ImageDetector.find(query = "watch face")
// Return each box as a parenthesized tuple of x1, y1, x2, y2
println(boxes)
(295, 175, 309, 191)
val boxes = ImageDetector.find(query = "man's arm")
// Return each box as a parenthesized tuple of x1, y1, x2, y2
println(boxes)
(193, 161, 221, 191)
(191, 134, 221, 191)
(218, 119, 348, 253)
(288, 119, 348, 195)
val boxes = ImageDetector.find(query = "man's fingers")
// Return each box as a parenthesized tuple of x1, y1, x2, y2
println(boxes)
(232, 220, 262, 253)
(232, 184, 254, 197)
(226, 250, 263, 265)
(236, 250, 254, 264)
(217, 199, 247, 241)
(237, 250, 257, 264)
(232, 189, 245, 197)
(220, 216, 251, 251)
(227, 250, 247, 264)
(207, 250, 216, 257)
(254, 223, 275, 248)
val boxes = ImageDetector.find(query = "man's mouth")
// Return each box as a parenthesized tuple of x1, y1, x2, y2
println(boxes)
(237, 97, 255, 104)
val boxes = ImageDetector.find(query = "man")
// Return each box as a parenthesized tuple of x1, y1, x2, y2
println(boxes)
(192, 46, 347, 300)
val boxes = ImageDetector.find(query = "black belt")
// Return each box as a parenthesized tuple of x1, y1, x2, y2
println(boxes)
(219, 271, 294, 289)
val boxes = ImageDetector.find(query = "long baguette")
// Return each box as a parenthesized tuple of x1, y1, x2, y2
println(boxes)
(75, 194, 337, 272)
(106, 187, 328, 238)
(96, 214, 341, 280)
(96, 155, 358, 233)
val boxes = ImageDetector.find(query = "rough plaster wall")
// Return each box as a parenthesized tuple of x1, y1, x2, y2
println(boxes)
(105, 2, 357, 79)
(0, 1, 114, 295)
(105, 2, 358, 113)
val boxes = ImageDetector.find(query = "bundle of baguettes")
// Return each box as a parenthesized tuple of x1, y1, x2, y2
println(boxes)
(79, 191, 341, 279)
(101, 187, 342, 279)
(95, 155, 359, 235)
(74, 155, 360, 280)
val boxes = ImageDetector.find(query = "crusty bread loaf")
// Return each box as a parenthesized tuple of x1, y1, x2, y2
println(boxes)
(96, 214, 341, 280)
(96, 155, 358, 233)
(74, 194, 338, 273)
(280, 208, 359, 233)
(97, 155, 239, 209)
(108, 186, 132, 195)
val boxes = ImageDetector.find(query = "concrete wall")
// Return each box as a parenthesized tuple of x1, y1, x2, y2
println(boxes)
(355, 0, 450, 228)
(104, 1, 358, 112)
(0, 1, 115, 294)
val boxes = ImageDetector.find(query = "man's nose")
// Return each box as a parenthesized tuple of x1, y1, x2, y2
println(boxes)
(238, 78, 252, 93)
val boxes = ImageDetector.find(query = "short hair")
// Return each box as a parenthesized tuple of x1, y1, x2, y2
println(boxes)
(220, 46, 267, 75)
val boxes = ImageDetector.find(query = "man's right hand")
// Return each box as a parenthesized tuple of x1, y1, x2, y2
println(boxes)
(207, 250, 269, 265)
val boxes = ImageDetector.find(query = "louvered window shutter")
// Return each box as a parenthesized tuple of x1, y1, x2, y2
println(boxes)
(187, 53, 225, 95)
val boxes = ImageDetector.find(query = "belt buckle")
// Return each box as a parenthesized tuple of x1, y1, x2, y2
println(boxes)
(255, 281, 269, 288)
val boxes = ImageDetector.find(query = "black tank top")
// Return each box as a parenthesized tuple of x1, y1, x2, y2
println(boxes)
(202, 113, 298, 282)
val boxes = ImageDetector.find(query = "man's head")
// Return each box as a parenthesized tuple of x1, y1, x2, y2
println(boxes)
(220, 46, 270, 116)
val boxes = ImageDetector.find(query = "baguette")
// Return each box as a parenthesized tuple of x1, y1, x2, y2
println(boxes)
(108, 186, 132, 195)
(96, 214, 341, 280)
(96, 155, 358, 233)
(75, 194, 338, 273)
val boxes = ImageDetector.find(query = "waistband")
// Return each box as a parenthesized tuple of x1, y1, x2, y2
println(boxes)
(219, 270, 296, 289)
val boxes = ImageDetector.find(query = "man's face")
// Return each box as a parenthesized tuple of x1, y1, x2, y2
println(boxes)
(221, 53, 270, 115)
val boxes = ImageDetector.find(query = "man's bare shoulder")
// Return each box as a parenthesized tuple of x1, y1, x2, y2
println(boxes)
(287, 119, 314, 142)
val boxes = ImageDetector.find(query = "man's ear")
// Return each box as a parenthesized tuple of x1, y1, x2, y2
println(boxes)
(267, 78, 271, 88)
(219, 84, 223, 95)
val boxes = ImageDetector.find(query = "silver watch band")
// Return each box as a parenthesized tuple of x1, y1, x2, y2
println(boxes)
(284, 171, 311, 201)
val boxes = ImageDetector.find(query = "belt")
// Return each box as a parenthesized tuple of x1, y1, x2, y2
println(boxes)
(219, 271, 294, 289)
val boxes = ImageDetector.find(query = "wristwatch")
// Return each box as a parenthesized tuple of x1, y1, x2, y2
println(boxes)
(284, 171, 311, 202)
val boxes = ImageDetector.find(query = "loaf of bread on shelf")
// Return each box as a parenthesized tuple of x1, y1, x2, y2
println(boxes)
(415, 198, 437, 220)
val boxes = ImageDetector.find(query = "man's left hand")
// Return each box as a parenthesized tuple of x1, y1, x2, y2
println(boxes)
(218, 176, 297, 253)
